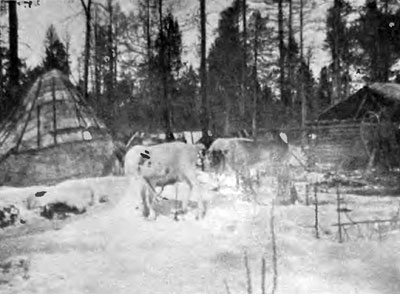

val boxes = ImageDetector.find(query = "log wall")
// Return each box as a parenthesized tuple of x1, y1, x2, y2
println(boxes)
(307, 122, 368, 171)
(271, 121, 369, 171)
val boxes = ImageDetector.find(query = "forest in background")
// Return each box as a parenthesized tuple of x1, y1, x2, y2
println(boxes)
(1, 0, 400, 142)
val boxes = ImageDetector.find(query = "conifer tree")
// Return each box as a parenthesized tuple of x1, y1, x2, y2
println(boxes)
(150, 11, 182, 134)
(352, 0, 400, 83)
(325, 0, 352, 104)
(42, 25, 70, 74)
(208, 0, 244, 135)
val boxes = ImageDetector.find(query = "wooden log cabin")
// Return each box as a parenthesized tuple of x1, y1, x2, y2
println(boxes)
(303, 83, 400, 171)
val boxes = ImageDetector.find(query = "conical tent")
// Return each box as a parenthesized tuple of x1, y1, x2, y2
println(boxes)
(0, 69, 117, 186)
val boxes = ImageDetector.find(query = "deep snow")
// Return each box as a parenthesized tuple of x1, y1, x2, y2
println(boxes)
(0, 173, 399, 294)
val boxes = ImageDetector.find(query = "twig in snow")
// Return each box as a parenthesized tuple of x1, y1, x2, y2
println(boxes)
(270, 201, 278, 294)
(261, 257, 266, 294)
(223, 279, 232, 294)
(244, 251, 253, 294)
(314, 183, 319, 239)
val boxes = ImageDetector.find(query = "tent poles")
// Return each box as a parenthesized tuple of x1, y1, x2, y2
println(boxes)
(66, 80, 101, 130)
(15, 78, 42, 152)
(65, 85, 86, 129)
(354, 92, 368, 120)
(37, 105, 41, 148)
(52, 77, 57, 145)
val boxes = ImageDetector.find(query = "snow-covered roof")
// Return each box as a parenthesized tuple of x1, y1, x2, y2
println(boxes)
(318, 83, 400, 121)
(368, 83, 400, 102)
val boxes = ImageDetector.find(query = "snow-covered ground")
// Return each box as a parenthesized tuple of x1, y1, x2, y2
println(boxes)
(0, 173, 400, 294)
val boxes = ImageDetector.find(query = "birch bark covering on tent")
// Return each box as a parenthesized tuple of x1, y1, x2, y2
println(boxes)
(0, 69, 118, 187)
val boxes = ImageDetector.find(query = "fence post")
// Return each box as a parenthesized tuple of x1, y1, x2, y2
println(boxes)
(37, 105, 41, 148)
(305, 184, 310, 206)
(270, 200, 278, 294)
(314, 183, 319, 239)
(378, 223, 383, 242)
(336, 182, 343, 243)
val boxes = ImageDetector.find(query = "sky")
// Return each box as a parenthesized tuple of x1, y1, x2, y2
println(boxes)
(2, 0, 231, 83)
(3, 0, 381, 88)
(8, 0, 131, 83)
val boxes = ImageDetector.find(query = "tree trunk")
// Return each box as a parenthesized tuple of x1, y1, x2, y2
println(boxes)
(252, 12, 259, 139)
(146, 0, 152, 65)
(94, 6, 101, 113)
(0, 42, 3, 97)
(224, 92, 231, 136)
(90, 55, 95, 95)
(331, 0, 341, 104)
(382, 26, 390, 82)
(1, 9, 5, 103)
(114, 43, 118, 86)
(278, 0, 286, 107)
(288, 0, 293, 107)
(158, 0, 173, 140)
(80, 0, 92, 101)
(64, 32, 71, 75)
(107, 0, 114, 107)
(300, 67, 306, 145)
(300, 0, 306, 145)
(8, 0, 18, 100)
(200, 0, 210, 144)
(300, 0, 303, 61)
(251, 72, 258, 140)
(240, 0, 247, 119)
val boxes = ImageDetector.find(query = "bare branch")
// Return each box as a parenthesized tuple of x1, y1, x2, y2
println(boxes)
(92, 1, 107, 12)
(61, 11, 85, 24)
(80, 0, 87, 12)
(261, 257, 266, 294)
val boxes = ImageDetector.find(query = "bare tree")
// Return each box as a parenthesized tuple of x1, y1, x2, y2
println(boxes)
(93, 5, 101, 102)
(105, 0, 114, 99)
(63, 31, 71, 75)
(145, 0, 153, 64)
(331, 0, 341, 104)
(80, 0, 92, 101)
(8, 0, 18, 100)
(0, 36, 3, 101)
(300, 0, 304, 61)
(300, 0, 306, 144)
(158, 0, 174, 140)
(278, 0, 286, 107)
(251, 11, 261, 139)
(288, 0, 293, 107)
(240, 0, 247, 118)
(200, 0, 210, 145)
